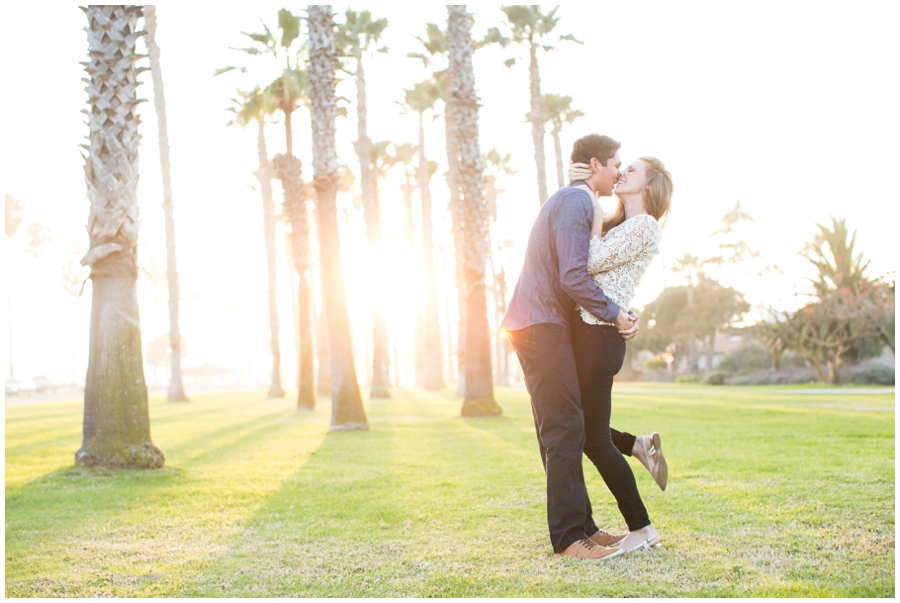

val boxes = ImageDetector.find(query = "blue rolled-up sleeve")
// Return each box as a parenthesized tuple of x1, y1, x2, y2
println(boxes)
(553, 191, 621, 323)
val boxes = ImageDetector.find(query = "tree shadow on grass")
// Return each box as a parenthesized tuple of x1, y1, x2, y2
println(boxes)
(4, 403, 331, 597)
(183, 391, 557, 597)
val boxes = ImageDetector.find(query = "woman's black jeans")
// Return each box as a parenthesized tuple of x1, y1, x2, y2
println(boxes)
(571, 320, 651, 532)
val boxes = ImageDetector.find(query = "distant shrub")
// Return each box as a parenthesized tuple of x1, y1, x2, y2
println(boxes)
(644, 356, 668, 372)
(842, 365, 894, 385)
(725, 367, 817, 385)
(717, 342, 806, 375)
(779, 352, 807, 369)
(701, 371, 729, 385)
(676, 375, 702, 384)
(636, 371, 677, 383)
(716, 342, 770, 375)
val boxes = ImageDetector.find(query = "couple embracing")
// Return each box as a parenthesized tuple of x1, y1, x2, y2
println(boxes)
(502, 134, 673, 560)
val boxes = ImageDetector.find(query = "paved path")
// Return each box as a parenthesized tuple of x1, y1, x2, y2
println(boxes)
(615, 386, 895, 395)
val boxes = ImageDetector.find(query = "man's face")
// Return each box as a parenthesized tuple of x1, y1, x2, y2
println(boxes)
(591, 152, 622, 197)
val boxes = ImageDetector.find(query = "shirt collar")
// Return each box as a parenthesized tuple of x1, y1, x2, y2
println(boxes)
(569, 181, 599, 203)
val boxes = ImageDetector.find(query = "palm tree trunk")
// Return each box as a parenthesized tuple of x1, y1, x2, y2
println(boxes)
(402, 181, 425, 386)
(273, 153, 315, 409)
(285, 105, 294, 156)
(144, 5, 187, 402)
(417, 113, 444, 391)
(443, 69, 467, 397)
(77, 5, 164, 468)
(353, 58, 391, 399)
(551, 125, 564, 189)
(307, 188, 331, 396)
(447, 5, 501, 417)
(307, 5, 367, 431)
(312, 262, 331, 396)
(256, 121, 285, 398)
(528, 40, 548, 205)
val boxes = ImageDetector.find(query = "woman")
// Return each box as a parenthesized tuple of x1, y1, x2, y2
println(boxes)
(568, 156, 673, 553)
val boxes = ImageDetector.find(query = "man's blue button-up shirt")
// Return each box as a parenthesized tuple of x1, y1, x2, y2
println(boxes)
(501, 182, 620, 330)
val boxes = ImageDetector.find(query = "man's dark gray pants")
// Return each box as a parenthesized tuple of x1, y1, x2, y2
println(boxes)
(509, 322, 593, 554)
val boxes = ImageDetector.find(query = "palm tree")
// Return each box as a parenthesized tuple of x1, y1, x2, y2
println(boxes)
(246, 8, 316, 410)
(307, 4, 368, 431)
(144, 6, 188, 403)
(402, 79, 445, 391)
(490, 5, 582, 205)
(77, 5, 164, 468)
(389, 141, 427, 385)
(224, 87, 284, 398)
(482, 149, 516, 386)
(334, 10, 391, 399)
(216, 20, 299, 400)
(447, 5, 501, 417)
(274, 152, 315, 409)
(409, 25, 471, 395)
(541, 93, 584, 189)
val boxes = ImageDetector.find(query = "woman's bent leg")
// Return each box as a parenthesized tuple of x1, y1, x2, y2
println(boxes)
(572, 323, 650, 532)
(610, 428, 637, 457)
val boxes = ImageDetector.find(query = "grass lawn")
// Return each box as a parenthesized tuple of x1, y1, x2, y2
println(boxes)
(5, 383, 895, 596)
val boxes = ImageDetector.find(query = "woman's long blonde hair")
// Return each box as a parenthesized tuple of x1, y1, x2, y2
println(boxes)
(602, 156, 673, 234)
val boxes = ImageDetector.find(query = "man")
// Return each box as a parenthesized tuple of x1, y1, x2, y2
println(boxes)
(502, 134, 638, 560)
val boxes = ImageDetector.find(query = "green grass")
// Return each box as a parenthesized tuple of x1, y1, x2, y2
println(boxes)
(5, 384, 895, 596)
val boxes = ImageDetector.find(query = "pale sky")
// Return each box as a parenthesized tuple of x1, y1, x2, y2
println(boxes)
(2, 2, 898, 386)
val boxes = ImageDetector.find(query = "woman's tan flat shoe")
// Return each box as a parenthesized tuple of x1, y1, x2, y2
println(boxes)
(640, 432, 668, 491)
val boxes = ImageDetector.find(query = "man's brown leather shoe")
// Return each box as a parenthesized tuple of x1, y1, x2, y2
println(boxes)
(589, 529, 627, 547)
(555, 538, 623, 560)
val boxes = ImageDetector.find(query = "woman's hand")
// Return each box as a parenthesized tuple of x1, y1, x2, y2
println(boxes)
(591, 195, 605, 238)
(568, 161, 592, 184)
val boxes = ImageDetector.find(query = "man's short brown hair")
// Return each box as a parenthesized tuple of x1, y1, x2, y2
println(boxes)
(570, 134, 620, 166)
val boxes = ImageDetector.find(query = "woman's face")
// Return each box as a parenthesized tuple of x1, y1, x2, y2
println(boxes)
(614, 160, 649, 196)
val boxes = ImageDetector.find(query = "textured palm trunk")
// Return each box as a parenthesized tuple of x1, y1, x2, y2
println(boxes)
(307, 190, 332, 396)
(307, 5, 367, 430)
(443, 69, 467, 397)
(77, 5, 164, 468)
(528, 41, 548, 205)
(447, 5, 501, 417)
(144, 6, 187, 402)
(284, 105, 294, 156)
(274, 153, 315, 410)
(417, 113, 445, 391)
(353, 58, 391, 399)
(313, 268, 332, 396)
(551, 125, 564, 189)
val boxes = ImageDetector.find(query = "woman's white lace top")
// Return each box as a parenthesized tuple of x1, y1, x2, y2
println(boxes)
(580, 213, 662, 326)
